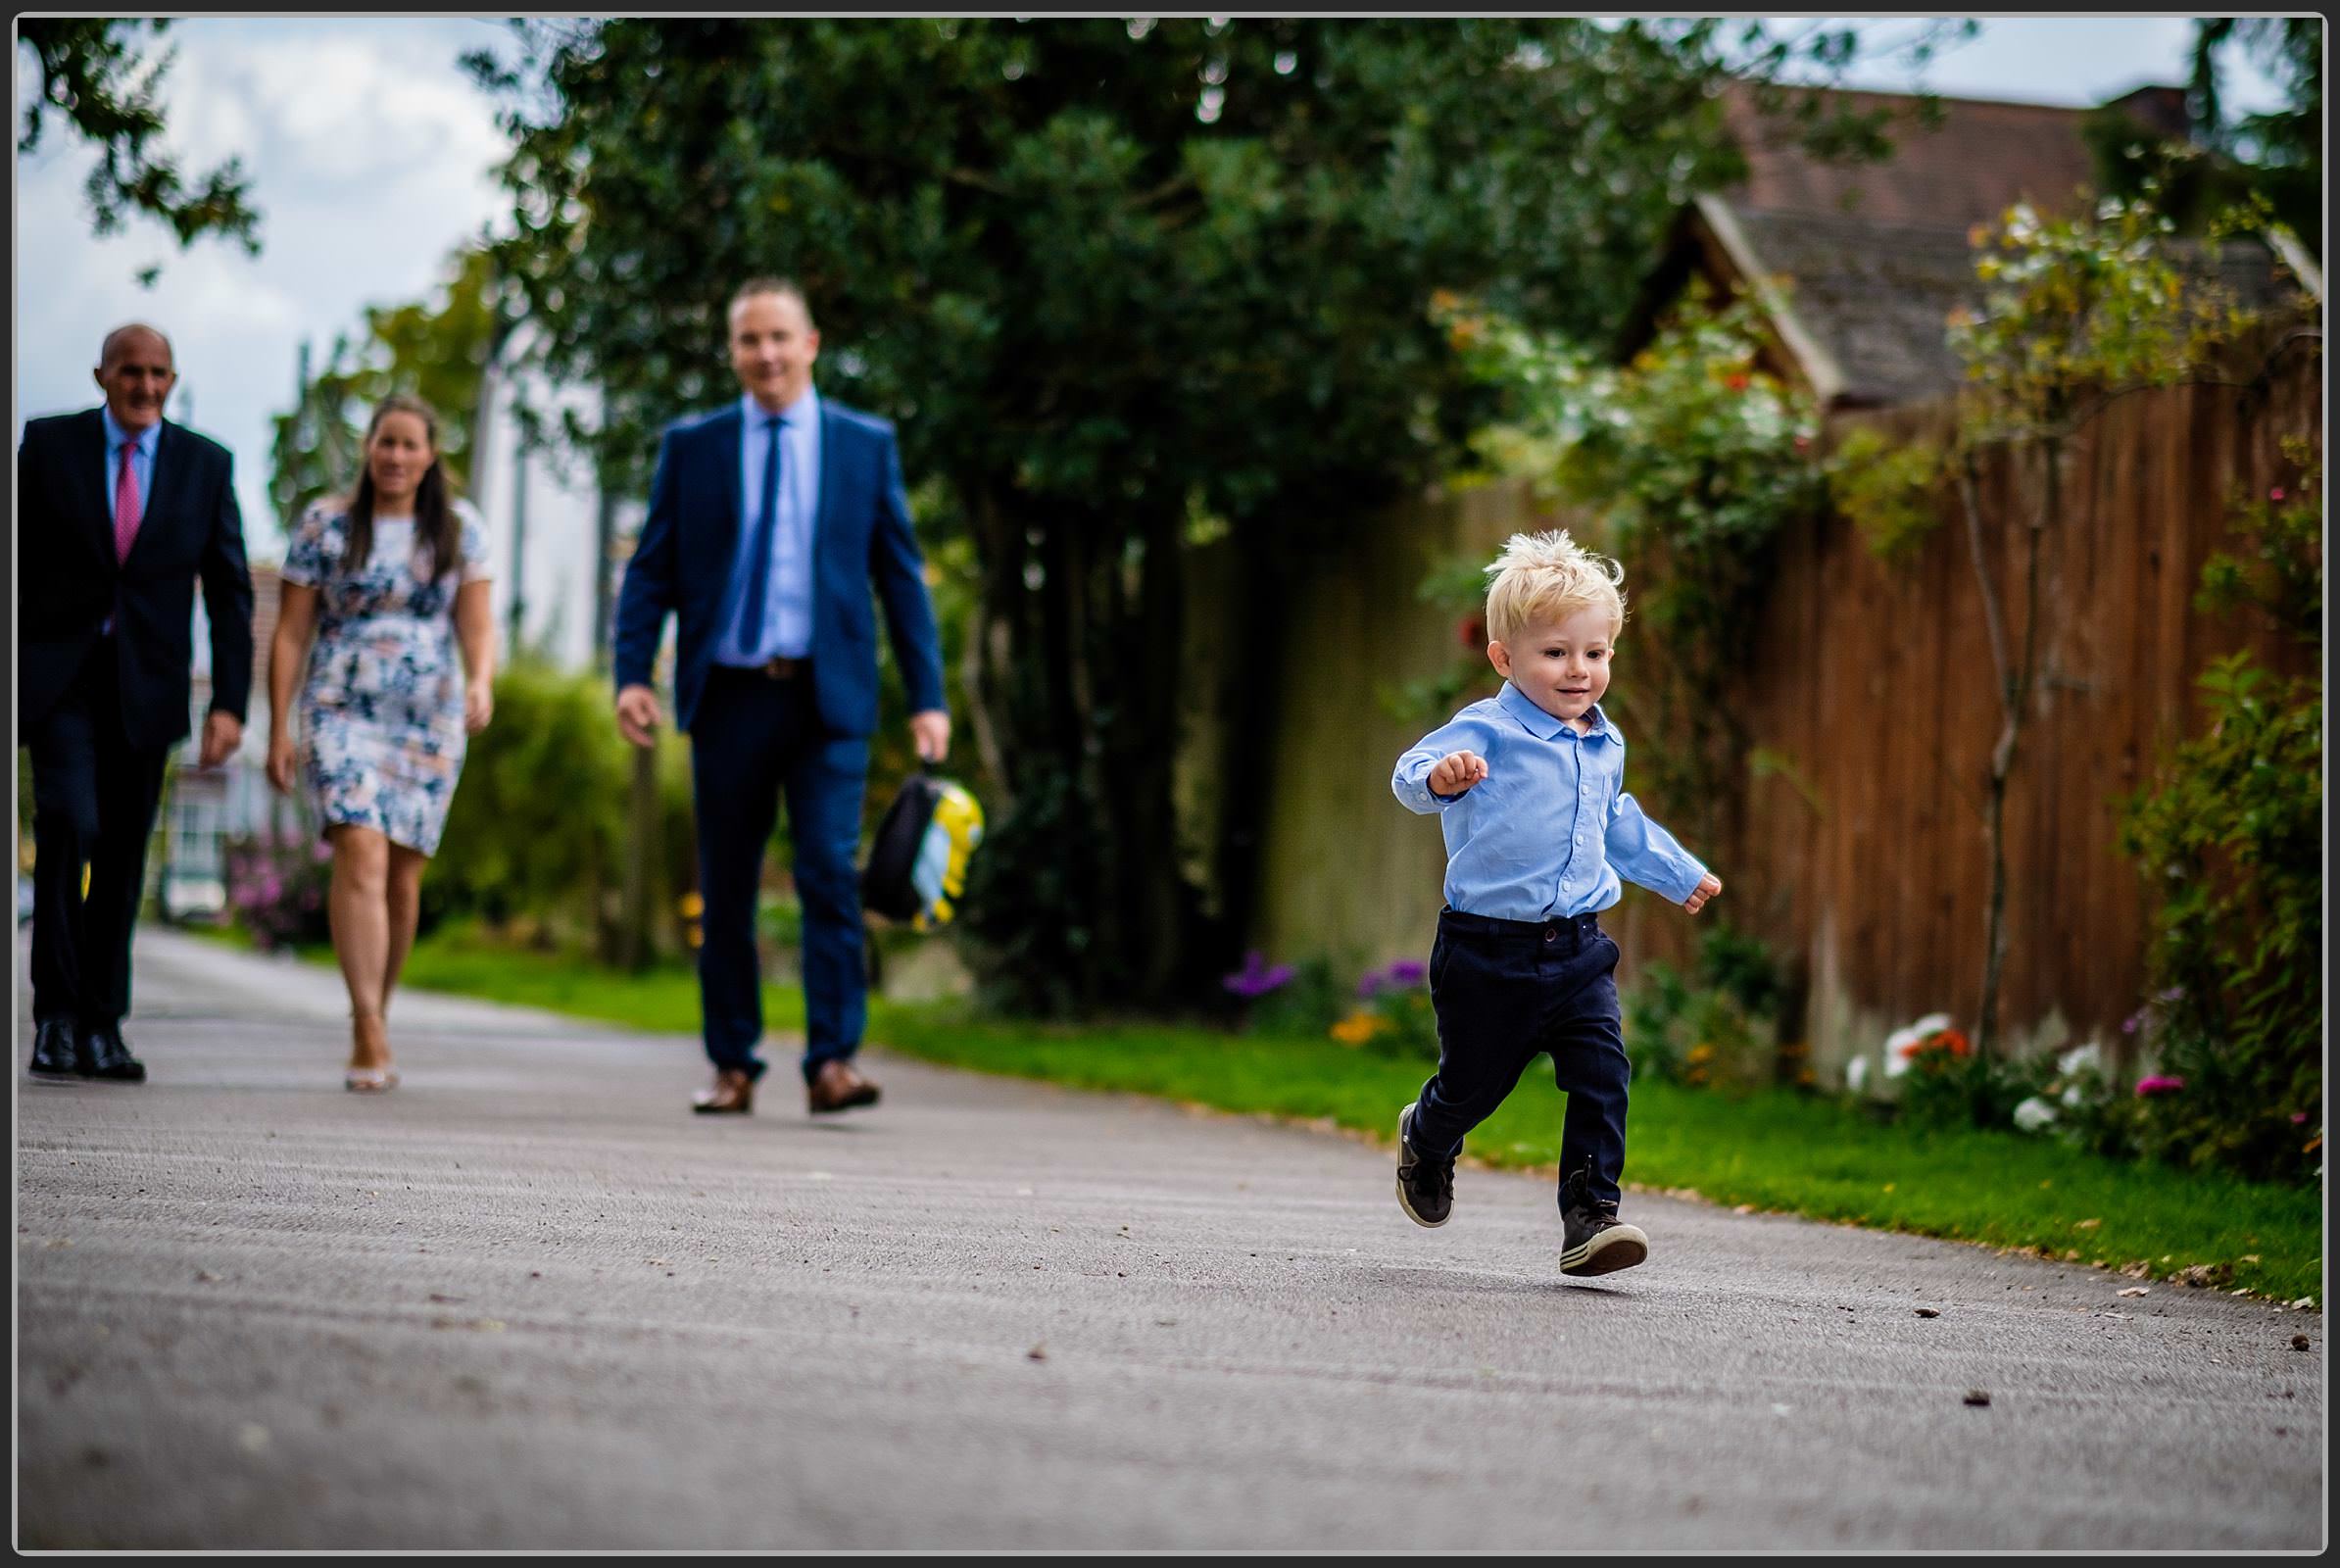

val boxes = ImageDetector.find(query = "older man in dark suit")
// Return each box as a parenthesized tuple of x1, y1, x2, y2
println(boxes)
(18, 322, 253, 1082)
(613, 278, 948, 1118)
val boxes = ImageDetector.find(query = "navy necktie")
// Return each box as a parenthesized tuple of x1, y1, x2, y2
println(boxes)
(739, 413, 787, 651)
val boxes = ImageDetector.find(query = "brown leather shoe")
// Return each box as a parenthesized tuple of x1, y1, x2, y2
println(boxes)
(806, 1058, 880, 1115)
(692, 1067, 756, 1115)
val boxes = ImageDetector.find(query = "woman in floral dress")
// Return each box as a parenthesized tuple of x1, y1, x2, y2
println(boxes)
(267, 394, 496, 1090)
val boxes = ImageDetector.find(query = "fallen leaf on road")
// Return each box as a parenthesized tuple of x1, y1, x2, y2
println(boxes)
(2289, 1297, 2317, 1310)
(2291, 1334, 2312, 1350)
(432, 1317, 506, 1332)
(1027, 1345, 1047, 1361)
(1915, 1307, 1940, 1318)
(428, 1294, 465, 1304)
(2119, 1287, 2150, 1298)
(239, 1424, 270, 1453)
(1964, 1390, 1991, 1407)
(1732, 1203, 1756, 1215)
(196, 1270, 220, 1284)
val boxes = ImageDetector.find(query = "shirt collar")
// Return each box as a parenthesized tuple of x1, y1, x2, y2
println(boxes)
(101, 407, 160, 456)
(1497, 680, 1614, 743)
(740, 383, 818, 430)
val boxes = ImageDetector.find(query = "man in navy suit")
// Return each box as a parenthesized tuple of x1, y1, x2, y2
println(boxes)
(17, 323, 253, 1083)
(613, 278, 949, 1116)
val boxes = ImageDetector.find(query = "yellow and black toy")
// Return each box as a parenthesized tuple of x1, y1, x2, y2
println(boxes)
(860, 767, 984, 931)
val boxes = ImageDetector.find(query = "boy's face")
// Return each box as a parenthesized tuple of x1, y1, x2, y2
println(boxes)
(1487, 604, 1616, 726)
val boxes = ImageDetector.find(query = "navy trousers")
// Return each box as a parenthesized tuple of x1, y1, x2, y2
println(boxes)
(25, 639, 171, 1032)
(1410, 907, 1633, 1210)
(688, 664, 870, 1085)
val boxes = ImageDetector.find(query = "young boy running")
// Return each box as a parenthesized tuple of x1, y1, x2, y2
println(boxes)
(1389, 530, 1721, 1276)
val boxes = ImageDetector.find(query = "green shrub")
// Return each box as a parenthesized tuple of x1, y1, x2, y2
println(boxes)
(1623, 922, 1786, 1090)
(2115, 449, 2320, 1186)
(429, 659, 698, 956)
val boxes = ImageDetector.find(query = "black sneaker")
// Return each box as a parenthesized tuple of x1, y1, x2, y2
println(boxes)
(1395, 1102, 1454, 1228)
(1560, 1170, 1647, 1277)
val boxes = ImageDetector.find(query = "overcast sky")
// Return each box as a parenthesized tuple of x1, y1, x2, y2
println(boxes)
(13, 16, 2290, 564)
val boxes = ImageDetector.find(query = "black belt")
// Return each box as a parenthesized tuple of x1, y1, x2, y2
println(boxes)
(720, 657, 806, 681)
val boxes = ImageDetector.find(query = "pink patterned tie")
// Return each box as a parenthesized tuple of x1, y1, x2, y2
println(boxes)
(113, 445, 141, 563)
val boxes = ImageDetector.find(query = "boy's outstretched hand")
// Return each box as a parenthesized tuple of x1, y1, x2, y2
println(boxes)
(1428, 750, 1489, 797)
(1683, 873, 1723, 914)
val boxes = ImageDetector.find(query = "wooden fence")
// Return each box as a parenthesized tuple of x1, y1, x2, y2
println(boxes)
(1244, 336, 2321, 1075)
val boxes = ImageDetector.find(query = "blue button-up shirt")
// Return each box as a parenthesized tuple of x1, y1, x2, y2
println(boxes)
(1392, 681, 1708, 921)
(101, 407, 159, 533)
(714, 385, 822, 665)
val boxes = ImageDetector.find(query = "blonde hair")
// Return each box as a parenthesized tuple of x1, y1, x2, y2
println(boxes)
(1483, 529, 1627, 645)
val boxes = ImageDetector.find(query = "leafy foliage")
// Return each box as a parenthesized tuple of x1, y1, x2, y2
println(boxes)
(1828, 425, 1946, 565)
(1622, 922, 1788, 1091)
(2117, 651, 2320, 1184)
(17, 19, 261, 279)
(427, 659, 698, 956)
(270, 245, 505, 527)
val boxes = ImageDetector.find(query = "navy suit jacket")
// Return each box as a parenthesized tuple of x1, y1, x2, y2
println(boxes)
(612, 396, 946, 738)
(17, 408, 253, 752)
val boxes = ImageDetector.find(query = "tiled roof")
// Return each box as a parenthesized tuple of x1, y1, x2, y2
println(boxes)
(1719, 85, 2160, 228)
(1636, 85, 2315, 407)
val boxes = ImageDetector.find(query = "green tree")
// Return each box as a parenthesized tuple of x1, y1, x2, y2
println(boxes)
(466, 18, 1944, 1013)
(269, 244, 505, 527)
(17, 19, 261, 281)
(2084, 19, 2320, 255)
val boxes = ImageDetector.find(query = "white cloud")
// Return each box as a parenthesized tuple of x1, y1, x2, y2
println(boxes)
(14, 18, 517, 560)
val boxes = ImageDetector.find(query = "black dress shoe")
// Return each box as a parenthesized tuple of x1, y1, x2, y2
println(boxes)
(29, 1019, 81, 1080)
(79, 1023, 147, 1083)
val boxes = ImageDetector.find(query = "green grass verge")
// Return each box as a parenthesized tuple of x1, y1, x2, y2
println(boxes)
(238, 923, 2323, 1304)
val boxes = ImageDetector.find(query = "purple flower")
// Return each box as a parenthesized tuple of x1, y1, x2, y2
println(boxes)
(1357, 958, 1431, 999)
(2157, 986, 2184, 1003)
(2135, 1075, 2186, 1098)
(2121, 1009, 2145, 1036)
(2292, 1112, 2310, 1125)
(1223, 952, 1295, 999)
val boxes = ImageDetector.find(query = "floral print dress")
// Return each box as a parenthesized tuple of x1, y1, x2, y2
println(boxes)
(280, 502, 491, 856)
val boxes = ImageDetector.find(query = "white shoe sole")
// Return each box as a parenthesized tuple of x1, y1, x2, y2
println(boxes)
(1560, 1222, 1649, 1276)
(1395, 1102, 1449, 1228)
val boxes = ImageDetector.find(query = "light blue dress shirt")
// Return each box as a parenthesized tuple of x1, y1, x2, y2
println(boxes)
(101, 407, 159, 532)
(714, 385, 823, 665)
(1392, 680, 1709, 921)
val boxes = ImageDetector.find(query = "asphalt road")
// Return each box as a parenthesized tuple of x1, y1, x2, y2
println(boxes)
(15, 928, 2324, 1550)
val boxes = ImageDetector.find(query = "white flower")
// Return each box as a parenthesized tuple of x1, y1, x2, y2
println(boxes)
(2058, 1041, 2103, 1078)
(2061, 1081, 2086, 1108)
(2013, 1097, 2059, 1133)
(1845, 1055, 1870, 1094)
(1881, 1013, 1952, 1078)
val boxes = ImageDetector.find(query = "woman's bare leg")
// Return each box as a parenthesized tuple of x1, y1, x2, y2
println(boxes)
(382, 844, 429, 1020)
(326, 824, 393, 1069)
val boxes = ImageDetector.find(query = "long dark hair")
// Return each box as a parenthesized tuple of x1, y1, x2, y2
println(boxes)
(341, 393, 463, 582)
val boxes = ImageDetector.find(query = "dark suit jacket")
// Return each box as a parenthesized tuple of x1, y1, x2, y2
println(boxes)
(612, 397, 946, 737)
(18, 408, 254, 752)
